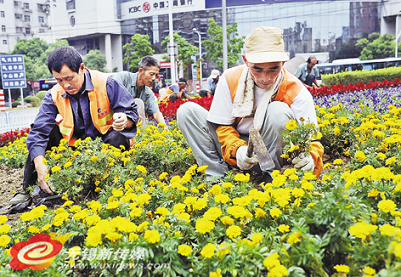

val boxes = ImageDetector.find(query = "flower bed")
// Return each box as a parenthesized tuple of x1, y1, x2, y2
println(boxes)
(0, 128, 30, 148)
(0, 88, 401, 276)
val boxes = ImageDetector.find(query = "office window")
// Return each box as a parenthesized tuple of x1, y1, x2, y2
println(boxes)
(1, 25, 5, 32)
(16, 27, 23, 33)
(23, 2, 29, 9)
(38, 16, 44, 23)
(14, 1, 20, 7)
(24, 15, 30, 22)
(15, 13, 22, 19)
(3, 40, 7, 45)
(0, 0, 4, 4)
(38, 28, 45, 33)
(0, 11, 4, 17)
(25, 27, 30, 34)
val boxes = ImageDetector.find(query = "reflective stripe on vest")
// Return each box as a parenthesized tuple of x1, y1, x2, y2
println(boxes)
(51, 70, 112, 145)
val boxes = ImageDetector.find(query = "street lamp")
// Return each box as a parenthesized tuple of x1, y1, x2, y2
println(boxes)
(193, 28, 202, 90)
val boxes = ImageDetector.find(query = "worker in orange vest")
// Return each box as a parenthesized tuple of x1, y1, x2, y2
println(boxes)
(5, 47, 138, 212)
(177, 27, 323, 182)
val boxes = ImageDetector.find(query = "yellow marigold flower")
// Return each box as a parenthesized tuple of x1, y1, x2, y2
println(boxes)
(292, 188, 305, 198)
(197, 165, 208, 174)
(349, 222, 377, 240)
(234, 173, 250, 183)
(90, 156, 99, 163)
(362, 266, 376, 276)
(269, 265, 289, 277)
(69, 205, 81, 213)
(204, 207, 223, 221)
(301, 180, 314, 191)
(155, 207, 170, 216)
(178, 244, 193, 257)
(51, 165, 61, 173)
(201, 243, 216, 259)
(371, 213, 378, 224)
(159, 172, 168, 181)
(196, 218, 215, 234)
(288, 145, 299, 153)
(377, 153, 387, 161)
(270, 208, 282, 219)
(209, 185, 222, 196)
(130, 207, 144, 218)
(323, 163, 332, 170)
(0, 216, 8, 225)
(378, 199, 397, 214)
(255, 208, 267, 219)
(128, 233, 139, 242)
(333, 159, 344, 166)
(64, 161, 73, 169)
(251, 233, 263, 245)
(334, 264, 350, 273)
(222, 182, 234, 190)
(176, 213, 191, 223)
(112, 188, 124, 198)
(227, 206, 252, 219)
(209, 269, 222, 277)
(355, 151, 367, 163)
(28, 226, 40, 234)
(85, 232, 102, 247)
(303, 172, 317, 181)
(226, 225, 242, 240)
(107, 201, 120, 210)
(380, 224, 400, 237)
(63, 200, 74, 207)
(0, 223, 11, 235)
(193, 199, 208, 211)
(286, 120, 298, 131)
(368, 189, 380, 198)
(278, 224, 291, 234)
(144, 229, 161, 244)
(105, 232, 123, 243)
(0, 234, 11, 248)
(136, 165, 148, 175)
(87, 201, 102, 213)
(215, 194, 230, 204)
(220, 216, 234, 226)
(41, 224, 51, 232)
(263, 253, 280, 269)
(172, 203, 186, 215)
(334, 126, 341, 136)
(287, 232, 302, 245)
(386, 157, 397, 167)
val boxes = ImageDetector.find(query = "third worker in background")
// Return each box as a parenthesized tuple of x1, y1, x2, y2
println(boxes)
(111, 56, 167, 128)
(296, 56, 320, 88)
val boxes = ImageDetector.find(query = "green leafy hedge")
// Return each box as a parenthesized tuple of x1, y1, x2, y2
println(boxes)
(322, 67, 401, 86)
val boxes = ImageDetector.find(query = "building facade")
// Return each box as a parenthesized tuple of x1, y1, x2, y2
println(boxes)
(0, 0, 51, 54)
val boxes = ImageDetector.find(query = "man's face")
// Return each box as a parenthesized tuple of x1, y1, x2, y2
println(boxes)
(53, 64, 85, 95)
(245, 60, 283, 90)
(138, 66, 160, 87)
(309, 58, 318, 66)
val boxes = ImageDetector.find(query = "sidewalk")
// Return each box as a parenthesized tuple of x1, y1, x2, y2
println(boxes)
(0, 107, 39, 133)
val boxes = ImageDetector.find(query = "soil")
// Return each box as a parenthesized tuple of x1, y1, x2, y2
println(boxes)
(0, 165, 24, 222)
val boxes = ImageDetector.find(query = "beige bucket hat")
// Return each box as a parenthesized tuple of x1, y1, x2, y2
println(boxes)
(244, 26, 289, 63)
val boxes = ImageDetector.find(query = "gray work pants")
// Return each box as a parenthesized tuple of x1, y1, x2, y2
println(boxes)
(134, 98, 146, 129)
(177, 101, 295, 177)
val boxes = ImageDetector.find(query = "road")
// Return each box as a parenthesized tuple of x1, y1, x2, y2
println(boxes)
(0, 107, 39, 133)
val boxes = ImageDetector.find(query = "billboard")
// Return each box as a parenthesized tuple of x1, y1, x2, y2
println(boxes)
(121, 0, 205, 20)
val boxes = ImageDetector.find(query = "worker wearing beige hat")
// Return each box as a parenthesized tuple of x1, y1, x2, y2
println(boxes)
(177, 26, 323, 181)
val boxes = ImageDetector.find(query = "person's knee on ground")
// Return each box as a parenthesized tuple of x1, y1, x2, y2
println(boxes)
(133, 98, 147, 129)
(177, 102, 204, 130)
(102, 130, 130, 150)
(268, 101, 295, 132)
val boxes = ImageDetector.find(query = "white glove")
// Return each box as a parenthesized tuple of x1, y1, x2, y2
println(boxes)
(292, 152, 315, 172)
(236, 146, 258, 170)
(112, 113, 128, 132)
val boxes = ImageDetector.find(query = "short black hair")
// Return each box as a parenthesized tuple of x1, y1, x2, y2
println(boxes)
(139, 56, 160, 69)
(47, 47, 83, 73)
(178, 78, 187, 84)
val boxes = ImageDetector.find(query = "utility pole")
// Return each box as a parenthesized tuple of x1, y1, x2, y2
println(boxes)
(168, 1, 177, 83)
(396, 14, 401, 58)
(222, 0, 228, 71)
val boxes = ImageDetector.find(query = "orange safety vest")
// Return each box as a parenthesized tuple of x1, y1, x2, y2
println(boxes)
(50, 70, 113, 146)
(220, 65, 324, 177)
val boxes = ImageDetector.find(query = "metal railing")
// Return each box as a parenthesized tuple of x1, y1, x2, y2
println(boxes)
(0, 108, 39, 133)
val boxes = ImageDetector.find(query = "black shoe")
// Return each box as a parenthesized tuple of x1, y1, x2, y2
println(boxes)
(32, 186, 62, 207)
(0, 191, 32, 214)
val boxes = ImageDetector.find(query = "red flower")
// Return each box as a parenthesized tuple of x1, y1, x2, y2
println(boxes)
(10, 234, 63, 271)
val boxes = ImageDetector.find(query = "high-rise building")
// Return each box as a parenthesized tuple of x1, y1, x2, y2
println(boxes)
(0, 0, 51, 54)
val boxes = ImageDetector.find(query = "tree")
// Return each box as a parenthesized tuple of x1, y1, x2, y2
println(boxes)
(203, 18, 245, 69)
(11, 38, 70, 81)
(84, 50, 107, 72)
(123, 34, 155, 72)
(356, 32, 401, 60)
(162, 33, 198, 78)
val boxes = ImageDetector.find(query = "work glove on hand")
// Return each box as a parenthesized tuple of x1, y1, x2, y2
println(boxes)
(112, 113, 128, 132)
(236, 145, 259, 171)
(292, 152, 315, 172)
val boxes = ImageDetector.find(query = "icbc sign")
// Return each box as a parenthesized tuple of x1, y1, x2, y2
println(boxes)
(143, 2, 151, 13)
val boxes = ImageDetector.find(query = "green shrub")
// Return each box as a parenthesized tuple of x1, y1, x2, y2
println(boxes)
(11, 100, 20, 108)
(24, 95, 41, 107)
(36, 91, 47, 100)
(322, 67, 401, 86)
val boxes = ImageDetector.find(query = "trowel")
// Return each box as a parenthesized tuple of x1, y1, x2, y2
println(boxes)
(246, 127, 275, 172)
